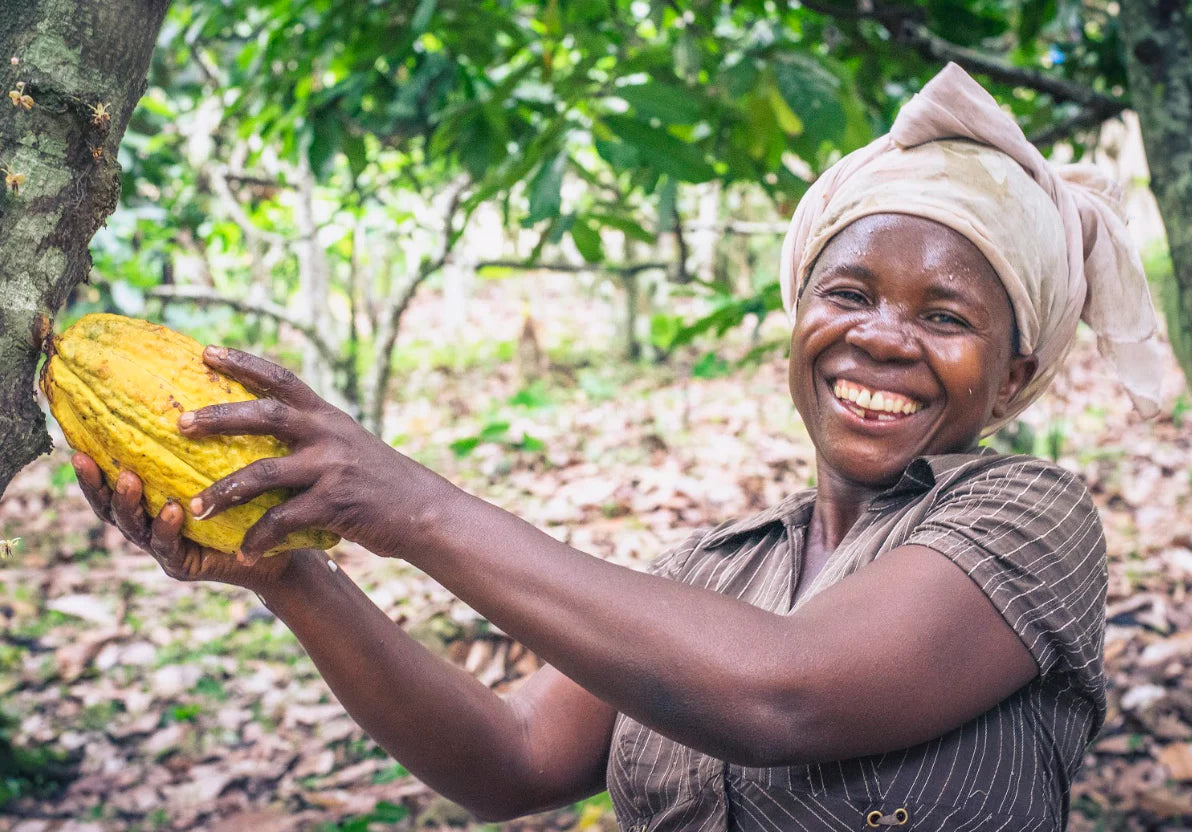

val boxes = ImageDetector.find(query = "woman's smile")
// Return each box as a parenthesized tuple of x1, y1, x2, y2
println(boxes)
(828, 377, 926, 419)
(789, 213, 1037, 488)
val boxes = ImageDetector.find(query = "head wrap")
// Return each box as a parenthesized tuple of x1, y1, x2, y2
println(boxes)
(779, 62, 1165, 432)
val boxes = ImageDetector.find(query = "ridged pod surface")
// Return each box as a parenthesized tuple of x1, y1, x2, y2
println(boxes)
(40, 313, 339, 556)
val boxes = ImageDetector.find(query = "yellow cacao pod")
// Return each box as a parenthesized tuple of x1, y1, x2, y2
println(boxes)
(40, 313, 339, 556)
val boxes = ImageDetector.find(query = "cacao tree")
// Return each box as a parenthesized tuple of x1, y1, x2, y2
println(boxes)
(0, 0, 170, 500)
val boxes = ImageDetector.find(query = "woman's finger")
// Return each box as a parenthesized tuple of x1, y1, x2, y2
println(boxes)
(149, 501, 191, 576)
(178, 398, 305, 443)
(110, 470, 151, 549)
(72, 453, 114, 524)
(189, 455, 314, 521)
(238, 493, 326, 565)
(201, 346, 324, 410)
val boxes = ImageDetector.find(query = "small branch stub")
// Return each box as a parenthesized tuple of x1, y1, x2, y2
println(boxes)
(32, 313, 53, 352)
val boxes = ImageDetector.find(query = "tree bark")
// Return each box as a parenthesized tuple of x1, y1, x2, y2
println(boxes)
(0, 0, 169, 499)
(1117, 0, 1192, 383)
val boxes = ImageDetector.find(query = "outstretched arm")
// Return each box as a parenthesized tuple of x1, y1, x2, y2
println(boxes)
(74, 455, 614, 822)
(259, 551, 616, 821)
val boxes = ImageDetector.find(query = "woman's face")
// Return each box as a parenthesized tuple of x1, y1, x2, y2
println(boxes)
(788, 213, 1037, 488)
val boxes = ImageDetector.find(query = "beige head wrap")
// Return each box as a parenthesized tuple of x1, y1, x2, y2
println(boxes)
(779, 62, 1164, 432)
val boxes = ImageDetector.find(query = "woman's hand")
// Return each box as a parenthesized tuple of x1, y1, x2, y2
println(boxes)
(178, 346, 458, 565)
(72, 453, 305, 593)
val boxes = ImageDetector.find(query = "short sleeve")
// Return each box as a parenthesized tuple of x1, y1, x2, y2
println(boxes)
(905, 457, 1107, 688)
(643, 528, 710, 580)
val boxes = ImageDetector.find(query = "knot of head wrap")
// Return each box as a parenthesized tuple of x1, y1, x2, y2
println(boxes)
(779, 62, 1164, 432)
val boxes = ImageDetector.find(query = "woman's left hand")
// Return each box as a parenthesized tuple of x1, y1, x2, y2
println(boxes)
(179, 345, 457, 564)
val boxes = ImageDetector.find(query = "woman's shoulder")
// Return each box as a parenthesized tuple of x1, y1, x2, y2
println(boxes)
(909, 448, 1094, 507)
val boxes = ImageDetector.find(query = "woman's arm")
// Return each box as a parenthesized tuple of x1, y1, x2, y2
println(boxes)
(391, 491, 1039, 767)
(259, 552, 616, 821)
(183, 347, 1041, 767)
(79, 456, 614, 822)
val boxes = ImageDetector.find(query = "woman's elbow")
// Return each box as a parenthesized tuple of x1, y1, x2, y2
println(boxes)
(700, 690, 817, 768)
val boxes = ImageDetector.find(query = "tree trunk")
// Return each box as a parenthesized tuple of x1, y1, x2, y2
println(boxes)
(0, 0, 169, 499)
(1120, 0, 1192, 383)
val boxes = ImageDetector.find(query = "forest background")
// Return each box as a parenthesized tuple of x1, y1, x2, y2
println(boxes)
(1, 1, 1192, 830)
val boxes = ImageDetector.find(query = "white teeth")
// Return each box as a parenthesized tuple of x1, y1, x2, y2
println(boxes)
(831, 378, 925, 416)
(877, 413, 896, 421)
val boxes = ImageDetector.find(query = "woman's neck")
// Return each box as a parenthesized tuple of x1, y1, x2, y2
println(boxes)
(808, 462, 888, 552)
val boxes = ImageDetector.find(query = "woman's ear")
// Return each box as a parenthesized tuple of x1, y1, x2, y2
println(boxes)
(991, 353, 1039, 419)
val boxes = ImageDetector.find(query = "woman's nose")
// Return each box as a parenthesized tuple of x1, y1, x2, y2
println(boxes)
(843, 314, 922, 362)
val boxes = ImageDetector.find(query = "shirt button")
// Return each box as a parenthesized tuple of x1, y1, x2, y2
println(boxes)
(865, 807, 910, 827)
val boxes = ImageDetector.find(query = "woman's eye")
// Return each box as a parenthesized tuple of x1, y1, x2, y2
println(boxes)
(927, 311, 969, 328)
(828, 289, 868, 304)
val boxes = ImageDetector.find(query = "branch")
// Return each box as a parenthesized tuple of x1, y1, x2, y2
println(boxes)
(898, 22, 1123, 110)
(207, 163, 288, 247)
(368, 180, 470, 431)
(798, 0, 1125, 110)
(223, 170, 294, 191)
(137, 284, 341, 371)
(1028, 103, 1126, 146)
(472, 259, 670, 276)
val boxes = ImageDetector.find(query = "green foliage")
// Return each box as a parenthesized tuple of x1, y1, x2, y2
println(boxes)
(371, 762, 409, 784)
(0, 710, 73, 809)
(450, 419, 546, 458)
(80, 0, 1165, 411)
(316, 801, 409, 832)
(989, 419, 1068, 461)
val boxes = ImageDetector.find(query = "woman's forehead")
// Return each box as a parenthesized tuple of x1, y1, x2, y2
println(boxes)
(810, 213, 1004, 299)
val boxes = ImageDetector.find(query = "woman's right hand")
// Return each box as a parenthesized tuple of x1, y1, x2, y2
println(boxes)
(72, 452, 305, 594)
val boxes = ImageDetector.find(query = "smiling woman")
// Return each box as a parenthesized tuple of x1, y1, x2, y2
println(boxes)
(70, 63, 1167, 832)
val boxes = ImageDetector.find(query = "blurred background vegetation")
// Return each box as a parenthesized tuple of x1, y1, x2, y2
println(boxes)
(76, 0, 1181, 437)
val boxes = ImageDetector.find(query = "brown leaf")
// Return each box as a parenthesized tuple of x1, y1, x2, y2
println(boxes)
(1138, 630, 1192, 668)
(1138, 786, 1192, 818)
(54, 625, 130, 682)
(1158, 743, 1192, 781)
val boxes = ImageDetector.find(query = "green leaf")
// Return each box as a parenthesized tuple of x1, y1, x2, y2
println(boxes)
(342, 133, 368, 180)
(525, 153, 567, 225)
(650, 312, 683, 350)
(570, 217, 604, 262)
(450, 437, 481, 457)
(656, 177, 677, 231)
(692, 352, 731, 379)
(479, 421, 511, 441)
(515, 433, 545, 452)
(602, 115, 716, 183)
(369, 801, 409, 823)
(307, 110, 343, 178)
(772, 55, 846, 145)
(590, 212, 656, 243)
(509, 381, 553, 409)
(372, 763, 409, 785)
(411, 0, 437, 33)
(616, 80, 703, 124)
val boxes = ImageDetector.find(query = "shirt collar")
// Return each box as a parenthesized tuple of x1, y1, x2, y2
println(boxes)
(701, 445, 998, 548)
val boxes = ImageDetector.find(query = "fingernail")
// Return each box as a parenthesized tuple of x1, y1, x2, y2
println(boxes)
(205, 345, 228, 361)
(189, 497, 205, 517)
(235, 548, 247, 565)
(115, 476, 129, 495)
(178, 412, 195, 429)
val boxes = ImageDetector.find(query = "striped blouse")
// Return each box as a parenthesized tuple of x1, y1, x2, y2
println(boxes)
(607, 449, 1107, 831)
